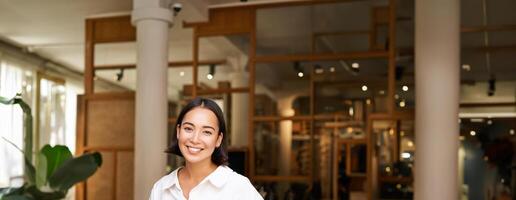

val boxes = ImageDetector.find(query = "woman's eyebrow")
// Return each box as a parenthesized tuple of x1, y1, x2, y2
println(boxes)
(202, 126, 216, 131)
(182, 122, 194, 127)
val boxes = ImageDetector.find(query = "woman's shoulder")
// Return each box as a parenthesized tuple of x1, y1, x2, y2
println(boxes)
(152, 167, 181, 190)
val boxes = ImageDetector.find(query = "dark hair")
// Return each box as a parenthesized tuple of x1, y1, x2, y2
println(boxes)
(165, 97, 228, 165)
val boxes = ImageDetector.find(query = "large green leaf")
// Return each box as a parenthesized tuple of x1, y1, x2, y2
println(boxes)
(35, 152, 47, 188)
(48, 152, 102, 191)
(2, 195, 34, 200)
(40, 145, 72, 180)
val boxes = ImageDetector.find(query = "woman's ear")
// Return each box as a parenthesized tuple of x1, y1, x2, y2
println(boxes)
(216, 133, 223, 148)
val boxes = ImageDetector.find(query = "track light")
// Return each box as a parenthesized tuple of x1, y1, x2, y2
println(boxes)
(115, 68, 124, 81)
(293, 61, 304, 78)
(207, 64, 216, 80)
(361, 85, 368, 91)
(402, 85, 409, 91)
(314, 64, 324, 74)
(488, 76, 496, 96)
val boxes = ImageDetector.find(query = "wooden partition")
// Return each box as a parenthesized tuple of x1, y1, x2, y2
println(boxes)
(76, 92, 135, 200)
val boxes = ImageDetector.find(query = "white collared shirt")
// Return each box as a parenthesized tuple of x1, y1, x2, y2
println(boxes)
(149, 165, 263, 200)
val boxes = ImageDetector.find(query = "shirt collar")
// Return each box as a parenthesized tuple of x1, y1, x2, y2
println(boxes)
(161, 165, 230, 190)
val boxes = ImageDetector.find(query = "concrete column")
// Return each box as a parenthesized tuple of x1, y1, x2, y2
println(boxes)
(230, 71, 249, 147)
(278, 97, 295, 176)
(131, 1, 174, 199)
(414, 0, 460, 199)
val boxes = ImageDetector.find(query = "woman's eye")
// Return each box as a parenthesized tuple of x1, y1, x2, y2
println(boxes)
(203, 131, 213, 135)
(184, 127, 193, 132)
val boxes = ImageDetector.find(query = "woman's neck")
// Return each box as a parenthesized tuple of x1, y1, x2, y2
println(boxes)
(182, 160, 218, 183)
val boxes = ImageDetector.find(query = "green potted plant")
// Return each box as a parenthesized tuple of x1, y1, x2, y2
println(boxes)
(0, 95, 102, 200)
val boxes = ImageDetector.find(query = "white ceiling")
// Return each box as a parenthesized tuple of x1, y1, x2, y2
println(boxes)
(0, 0, 515, 103)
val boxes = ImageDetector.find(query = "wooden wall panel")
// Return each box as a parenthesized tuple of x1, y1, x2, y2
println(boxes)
(87, 151, 115, 200)
(86, 99, 135, 147)
(195, 8, 253, 36)
(116, 152, 134, 200)
(91, 16, 136, 43)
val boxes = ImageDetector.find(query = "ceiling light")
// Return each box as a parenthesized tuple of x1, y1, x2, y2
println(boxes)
(461, 64, 471, 71)
(207, 64, 216, 80)
(314, 64, 324, 74)
(459, 136, 465, 140)
(401, 152, 411, 159)
(329, 67, 335, 72)
(487, 119, 492, 125)
(366, 99, 371, 105)
(351, 62, 359, 69)
(293, 61, 304, 77)
(470, 130, 476, 136)
(488, 76, 496, 96)
(379, 90, 385, 95)
(402, 85, 409, 91)
(510, 129, 515, 135)
(361, 85, 368, 91)
(407, 141, 414, 147)
(179, 71, 185, 77)
(399, 100, 406, 107)
(400, 131, 405, 136)
(115, 68, 124, 82)
(394, 94, 400, 99)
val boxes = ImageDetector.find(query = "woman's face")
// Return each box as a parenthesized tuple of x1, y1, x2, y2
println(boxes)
(177, 107, 223, 165)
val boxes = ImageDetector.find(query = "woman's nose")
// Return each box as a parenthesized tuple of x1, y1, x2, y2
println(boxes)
(189, 131, 201, 143)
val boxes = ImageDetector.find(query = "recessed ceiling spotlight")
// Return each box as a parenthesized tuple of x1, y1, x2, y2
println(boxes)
(402, 85, 409, 91)
(329, 67, 335, 72)
(207, 74, 213, 80)
(179, 71, 185, 77)
(314, 64, 324, 74)
(298, 72, 304, 78)
(510, 129, 515, 135)
(379, 90, 385, 95)
(461, 64, 471, 71)
(487, 119, 493, 125)
(470, 130, 476, 136)
(399, 100, 406, 107)
(351, 62, 360, 69)
(394, 94, 400, 99)
(361, 85, 368, 91)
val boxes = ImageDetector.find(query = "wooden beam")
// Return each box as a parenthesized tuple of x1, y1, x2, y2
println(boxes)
(208, 0, 365, 10)
(461, 24, 516, 33)
(386, 0, 397, 115)
(85, 19, 95, 95)
(94, 59, 227, 70)
(83, 92, 135, 101)
(314, 30, 370, 38)
(255, 51, 388, 63)
(460, 102, 516, 108)
(197, 87, 249, 95)
(90, 15, 136, 43)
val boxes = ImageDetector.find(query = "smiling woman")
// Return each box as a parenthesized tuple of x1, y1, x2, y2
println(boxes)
(149, 97, 263, 200)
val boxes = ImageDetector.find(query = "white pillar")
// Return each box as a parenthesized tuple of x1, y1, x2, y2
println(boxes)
(230, 71, 249, 147)
(414, 0, 460, 199)
(131, 1, 174, 199)
(278, 97, 295, 176)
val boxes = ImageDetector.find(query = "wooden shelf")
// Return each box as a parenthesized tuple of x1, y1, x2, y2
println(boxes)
(338, 138, 367, 144)
(378, 176, 413, 183)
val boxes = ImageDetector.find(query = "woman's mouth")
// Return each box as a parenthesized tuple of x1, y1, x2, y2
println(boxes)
(186, 146, 203, 154)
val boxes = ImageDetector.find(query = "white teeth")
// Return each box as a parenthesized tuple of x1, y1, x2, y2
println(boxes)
(187, 146, 202, 153)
